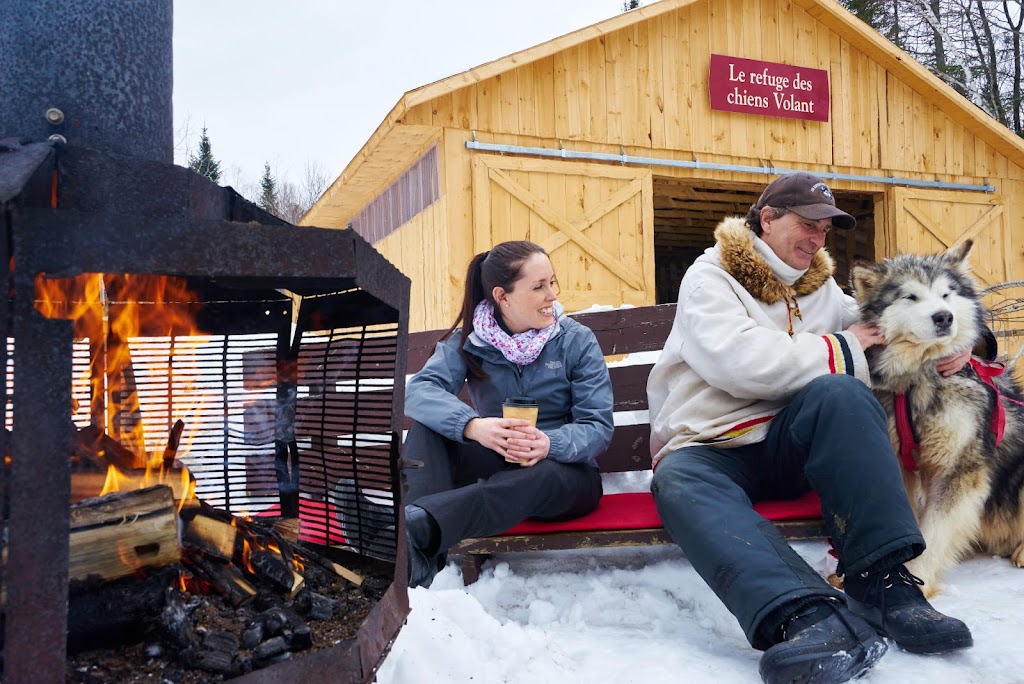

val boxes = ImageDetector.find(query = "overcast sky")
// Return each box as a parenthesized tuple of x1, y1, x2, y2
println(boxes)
(172, 1, 629, 191)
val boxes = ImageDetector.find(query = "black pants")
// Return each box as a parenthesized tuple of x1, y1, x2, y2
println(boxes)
(651, 374, 924, 650)
(403, 422, 603, 552)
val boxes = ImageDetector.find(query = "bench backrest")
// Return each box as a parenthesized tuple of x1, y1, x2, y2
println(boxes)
(405, 303, 678, 473)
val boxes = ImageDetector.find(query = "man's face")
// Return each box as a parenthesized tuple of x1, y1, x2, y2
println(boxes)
(759, 207, 832, 270)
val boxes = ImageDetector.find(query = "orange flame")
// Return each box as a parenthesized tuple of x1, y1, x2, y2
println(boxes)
(36, 272, 206, 502)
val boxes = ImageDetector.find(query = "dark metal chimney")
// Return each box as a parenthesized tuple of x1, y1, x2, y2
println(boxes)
(0, 0, 173, 162)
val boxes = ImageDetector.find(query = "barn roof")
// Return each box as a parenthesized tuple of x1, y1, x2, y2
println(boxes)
(303, 0, 1024, 227)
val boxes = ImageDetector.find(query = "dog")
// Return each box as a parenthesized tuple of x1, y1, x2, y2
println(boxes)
(850, 240, 1024, 596)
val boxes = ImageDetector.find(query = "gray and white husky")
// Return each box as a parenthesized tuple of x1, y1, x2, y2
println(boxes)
(851, 240, 1024, 596)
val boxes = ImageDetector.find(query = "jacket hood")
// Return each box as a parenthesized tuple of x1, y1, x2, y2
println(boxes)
(712, 217, 835, 304)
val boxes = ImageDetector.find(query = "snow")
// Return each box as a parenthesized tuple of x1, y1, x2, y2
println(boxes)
(377, 541, 1024, 684)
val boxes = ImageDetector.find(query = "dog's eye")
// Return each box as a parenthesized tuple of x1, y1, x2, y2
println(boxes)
(903, 294, 918, 302)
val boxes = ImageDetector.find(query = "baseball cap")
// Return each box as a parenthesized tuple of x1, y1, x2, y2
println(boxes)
(755, 172, 856, 229)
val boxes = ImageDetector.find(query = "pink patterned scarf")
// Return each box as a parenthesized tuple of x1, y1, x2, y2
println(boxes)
(472, 300, 559, 366)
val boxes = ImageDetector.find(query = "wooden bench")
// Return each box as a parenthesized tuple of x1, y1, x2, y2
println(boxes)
(405, 304, 827, 584)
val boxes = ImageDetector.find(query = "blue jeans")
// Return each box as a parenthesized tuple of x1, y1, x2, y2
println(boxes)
(651, 374, 923, 649)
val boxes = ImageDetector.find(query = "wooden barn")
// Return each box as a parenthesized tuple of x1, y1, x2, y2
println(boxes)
(303, 0, 1024, 334)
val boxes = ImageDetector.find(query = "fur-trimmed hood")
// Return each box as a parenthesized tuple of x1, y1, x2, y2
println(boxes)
(714, 217, 835, 304)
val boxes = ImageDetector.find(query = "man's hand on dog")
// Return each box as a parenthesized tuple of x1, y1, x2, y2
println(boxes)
(848, 322, 886, 350)
(936, 347, 972, 376)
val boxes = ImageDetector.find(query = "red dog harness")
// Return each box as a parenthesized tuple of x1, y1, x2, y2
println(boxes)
(895, 358, 1024, 471)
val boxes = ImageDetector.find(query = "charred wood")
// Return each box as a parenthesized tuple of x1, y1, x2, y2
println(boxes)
(67, 567, 176, 651)
(184, 549, 257, 607)
(163, 418, 185, 468)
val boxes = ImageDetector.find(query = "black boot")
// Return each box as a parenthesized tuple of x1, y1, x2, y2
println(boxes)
(406, 504, 441, 589)
(843, 564, 973, 654)
(759, 600, 887, 684)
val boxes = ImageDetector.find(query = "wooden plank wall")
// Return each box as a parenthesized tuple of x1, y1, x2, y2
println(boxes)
(400, 0, 1014, 184)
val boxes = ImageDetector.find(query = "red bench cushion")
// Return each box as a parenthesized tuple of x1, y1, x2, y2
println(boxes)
(257, 490, 823, 543)
(500, 490, 822, 535)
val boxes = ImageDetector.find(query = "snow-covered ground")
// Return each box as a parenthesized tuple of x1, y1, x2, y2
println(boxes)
(377, 540, 1024, 683)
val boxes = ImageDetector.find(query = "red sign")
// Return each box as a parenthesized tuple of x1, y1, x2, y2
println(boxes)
(709, 54, 830, 122)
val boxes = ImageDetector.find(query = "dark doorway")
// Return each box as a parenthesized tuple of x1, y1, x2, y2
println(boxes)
(652, 176, 878, 303)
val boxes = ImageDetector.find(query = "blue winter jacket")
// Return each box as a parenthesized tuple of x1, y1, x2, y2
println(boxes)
(405, 315, 614, 469)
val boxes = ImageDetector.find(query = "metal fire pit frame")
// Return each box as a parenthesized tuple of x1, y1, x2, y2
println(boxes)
(0, 142, 411, 682)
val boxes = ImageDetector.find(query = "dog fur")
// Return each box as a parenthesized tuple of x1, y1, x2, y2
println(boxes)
(851, 241, 1024, 596)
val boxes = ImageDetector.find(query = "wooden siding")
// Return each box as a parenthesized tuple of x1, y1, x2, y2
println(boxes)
(400, 1, 1017, 183)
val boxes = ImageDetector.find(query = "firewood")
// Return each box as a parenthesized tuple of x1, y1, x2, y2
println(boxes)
(69, 485, 180, 583)
(258, 521, 365, 587)
(67, 566, 177, 651)
(186, 550, 257, 607)
(248, 549, 298, 594)
(183, 511, 238, 559)
(271, 517, 301, 543)
(288, 542, 364, 587)
(71, 464, 195, 502)
(163, 418, 185, 468)
(72, 423, 146, 471)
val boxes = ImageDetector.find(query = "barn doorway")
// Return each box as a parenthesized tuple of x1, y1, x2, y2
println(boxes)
(652, 176, 878, 303)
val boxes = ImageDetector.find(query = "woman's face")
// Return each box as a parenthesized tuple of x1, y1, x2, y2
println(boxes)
(493, 252, 559, 334)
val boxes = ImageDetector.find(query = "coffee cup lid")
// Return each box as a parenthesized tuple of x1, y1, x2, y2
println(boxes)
(504, 396, 537, 406)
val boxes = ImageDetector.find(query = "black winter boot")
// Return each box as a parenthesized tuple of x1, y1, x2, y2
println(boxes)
(843, 564, 973, 654)
(406, 504, 441, 589)
(759, 600, 887, 684)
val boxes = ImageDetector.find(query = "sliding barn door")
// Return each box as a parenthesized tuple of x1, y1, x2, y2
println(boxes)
(472, 155, 655, 311)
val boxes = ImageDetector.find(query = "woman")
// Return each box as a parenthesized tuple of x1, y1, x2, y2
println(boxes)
(403, 240, 613, 588)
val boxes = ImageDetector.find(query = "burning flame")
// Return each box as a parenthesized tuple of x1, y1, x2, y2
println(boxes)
(35, 272, 205, 505)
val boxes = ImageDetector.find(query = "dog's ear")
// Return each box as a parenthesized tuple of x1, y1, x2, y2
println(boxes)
(943, 240, 973, 270)
(850, 261, 885, 303)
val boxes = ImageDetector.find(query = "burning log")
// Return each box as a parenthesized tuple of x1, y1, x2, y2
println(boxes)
(183, 509, 239, 559)
(72, 423, 147, 471)
(69, 484, 180, 583)
(185, 550, 257, 607)
(163, 418, 185, 468)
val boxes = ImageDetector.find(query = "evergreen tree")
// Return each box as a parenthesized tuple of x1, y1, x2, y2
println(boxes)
(258, 162, 279, 217)
(188, 127, 222, 183)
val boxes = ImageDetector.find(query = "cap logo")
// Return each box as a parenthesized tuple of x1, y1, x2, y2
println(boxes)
(811, 182, 834, 201)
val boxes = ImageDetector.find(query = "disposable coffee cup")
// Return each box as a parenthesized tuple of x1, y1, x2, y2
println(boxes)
(502, 397, 538, 464)
(502, 397, 538, 426)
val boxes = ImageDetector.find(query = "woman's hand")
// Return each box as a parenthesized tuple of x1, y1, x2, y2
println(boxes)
(505, 426, 551, 467)
(464, 417, 532, 460)
(847, 322, 887, 350)
(936, 347, 972, 377)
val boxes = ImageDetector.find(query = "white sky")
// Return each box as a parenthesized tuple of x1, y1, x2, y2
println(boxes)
(172, 1, 628, 190)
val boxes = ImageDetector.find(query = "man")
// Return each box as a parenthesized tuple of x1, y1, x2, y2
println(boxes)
(647, 173, 973, 684)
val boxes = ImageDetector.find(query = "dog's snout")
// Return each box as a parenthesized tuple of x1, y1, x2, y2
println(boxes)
(932, 310, 954, 331)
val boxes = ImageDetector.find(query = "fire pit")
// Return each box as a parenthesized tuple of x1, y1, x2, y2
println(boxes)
(0, 1, 410, 681)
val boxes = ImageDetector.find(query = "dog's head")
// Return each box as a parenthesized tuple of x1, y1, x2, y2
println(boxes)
(850, 241, 983, 363)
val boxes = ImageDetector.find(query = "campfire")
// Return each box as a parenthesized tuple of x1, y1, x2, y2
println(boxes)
(13, 266, 406, 681)
(1, 3, 411, 679)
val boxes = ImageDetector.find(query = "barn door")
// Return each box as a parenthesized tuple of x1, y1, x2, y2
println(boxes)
(472, 155, 655, 311)
(889, 187, 1008, 287)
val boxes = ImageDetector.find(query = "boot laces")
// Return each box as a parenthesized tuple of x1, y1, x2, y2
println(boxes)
(860, 564, 925, 605)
